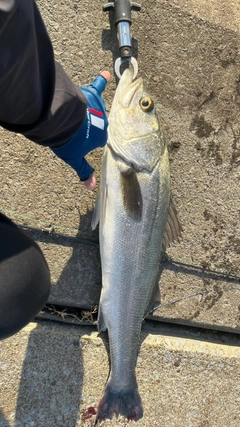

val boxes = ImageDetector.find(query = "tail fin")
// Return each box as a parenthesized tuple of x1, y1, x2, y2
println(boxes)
(95, 383, 143, 423)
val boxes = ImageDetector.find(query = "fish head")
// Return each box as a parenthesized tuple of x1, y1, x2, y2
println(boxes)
(108, 68, 165, 172)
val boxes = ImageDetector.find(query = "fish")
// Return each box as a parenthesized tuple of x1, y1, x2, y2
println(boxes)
(91, 67, 181, 422)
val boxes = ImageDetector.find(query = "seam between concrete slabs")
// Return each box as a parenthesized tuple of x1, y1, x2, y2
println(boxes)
(24, 322, 240, 358)
(81, 332, 240, 358)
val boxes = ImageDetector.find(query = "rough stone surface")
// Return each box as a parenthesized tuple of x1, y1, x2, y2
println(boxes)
(1, 2, 240, 329)
(1, 321, 240, 427)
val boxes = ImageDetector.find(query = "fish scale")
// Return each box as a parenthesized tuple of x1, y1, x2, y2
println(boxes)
(92, 68, 181, 422)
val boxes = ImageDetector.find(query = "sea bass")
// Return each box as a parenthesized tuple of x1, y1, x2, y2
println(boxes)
(92, 68, 181, 422)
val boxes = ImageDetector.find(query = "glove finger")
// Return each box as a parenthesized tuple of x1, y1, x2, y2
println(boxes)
(90, 73, 110, 95)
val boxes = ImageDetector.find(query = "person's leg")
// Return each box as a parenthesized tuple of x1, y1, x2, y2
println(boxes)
(0, 0, 87, 147)
(0, 214, 51, 340)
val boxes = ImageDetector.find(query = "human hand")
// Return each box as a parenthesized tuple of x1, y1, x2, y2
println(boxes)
(84, 174, 96, 191)
(51, 71, 110, 190)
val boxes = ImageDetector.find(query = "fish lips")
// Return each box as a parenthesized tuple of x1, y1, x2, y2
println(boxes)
(117, 68, 144, 108)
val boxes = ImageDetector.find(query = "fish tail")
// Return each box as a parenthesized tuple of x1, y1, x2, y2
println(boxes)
(95, 383, 143, 423)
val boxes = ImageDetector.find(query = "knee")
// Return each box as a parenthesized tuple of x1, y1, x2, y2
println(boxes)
(0, 217, 51, 340)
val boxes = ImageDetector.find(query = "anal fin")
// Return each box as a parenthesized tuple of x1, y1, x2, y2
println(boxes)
(146, 280, 161, 316)
(144, 265, 164, 317)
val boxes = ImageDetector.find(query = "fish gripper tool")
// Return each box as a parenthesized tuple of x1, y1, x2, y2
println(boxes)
(103, 0, 141, 79)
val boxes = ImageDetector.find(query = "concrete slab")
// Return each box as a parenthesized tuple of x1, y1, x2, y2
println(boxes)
(1, 0, 240, 332)
(21, 227, 101, 309)
(23, 225, 240, 333)
(166, 0, 240, 34)
(1, 320, 240, 426)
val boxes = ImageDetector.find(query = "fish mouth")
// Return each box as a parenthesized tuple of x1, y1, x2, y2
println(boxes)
(117, 68, 144, 108)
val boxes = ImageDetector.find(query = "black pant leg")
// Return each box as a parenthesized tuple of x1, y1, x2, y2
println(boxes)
(0, 214, 51, 340)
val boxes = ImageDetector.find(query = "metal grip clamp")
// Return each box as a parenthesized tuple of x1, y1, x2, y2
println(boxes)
(103, 0, 141, 79)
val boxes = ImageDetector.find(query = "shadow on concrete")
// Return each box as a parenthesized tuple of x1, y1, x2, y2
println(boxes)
(14, 322, 84, 427)
(0, 409, 11, 427)
(13, 212, 99, 427)
(19, 210, 102, 310)
(164, 259, 240, 284)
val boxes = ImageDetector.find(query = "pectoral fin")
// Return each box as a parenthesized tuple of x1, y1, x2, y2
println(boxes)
(120, 167, 143, 221)
(162, 196, 182, 252)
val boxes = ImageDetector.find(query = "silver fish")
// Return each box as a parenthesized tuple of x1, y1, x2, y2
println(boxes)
(92, 68, 181, 422)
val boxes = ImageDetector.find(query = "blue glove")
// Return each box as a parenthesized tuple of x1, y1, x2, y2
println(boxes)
(51, 74, 109, 181)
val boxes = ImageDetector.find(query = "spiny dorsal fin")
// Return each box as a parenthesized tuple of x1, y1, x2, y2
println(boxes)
(162, 195, 182, 252)
(120, 167, 143, 221)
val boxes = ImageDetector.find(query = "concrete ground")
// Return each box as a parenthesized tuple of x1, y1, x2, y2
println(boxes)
(1, 321, 240, 427)
(1, 0, 240, 330)
(1, 0, 240, 425)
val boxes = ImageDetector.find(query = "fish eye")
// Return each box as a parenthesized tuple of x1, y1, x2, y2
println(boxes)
(139, 96, 154, 112)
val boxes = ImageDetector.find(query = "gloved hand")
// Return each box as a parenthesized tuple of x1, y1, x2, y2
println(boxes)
(51, 71, 110, 190)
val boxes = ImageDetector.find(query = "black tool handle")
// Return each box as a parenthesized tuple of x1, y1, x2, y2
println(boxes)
(103, 0, 141, 26)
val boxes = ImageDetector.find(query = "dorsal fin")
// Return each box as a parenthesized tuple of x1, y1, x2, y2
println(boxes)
(162, 196, 182, 252)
